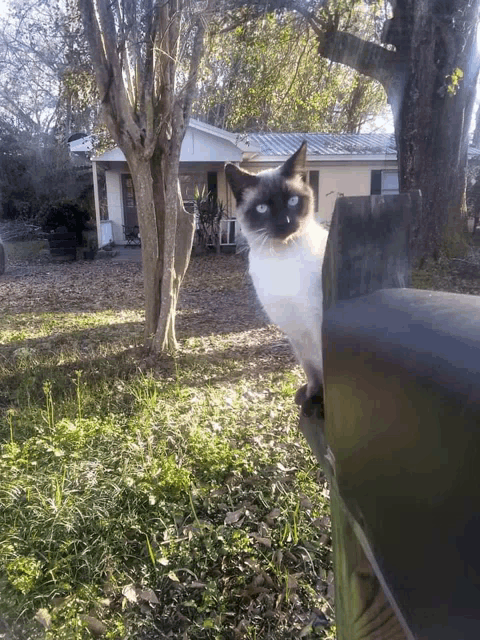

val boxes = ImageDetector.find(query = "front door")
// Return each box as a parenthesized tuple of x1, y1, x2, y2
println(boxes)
(121, 174, 138, 227)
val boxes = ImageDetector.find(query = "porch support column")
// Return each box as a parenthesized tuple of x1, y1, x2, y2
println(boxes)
(92, 160, 102, 248)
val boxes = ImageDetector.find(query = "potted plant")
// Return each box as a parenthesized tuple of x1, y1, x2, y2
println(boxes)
(38, 201, 92, 261)
(193, 188, 226, 254)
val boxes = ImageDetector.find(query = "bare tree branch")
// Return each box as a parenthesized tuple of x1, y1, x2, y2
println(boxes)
(314, 28, 397, 92)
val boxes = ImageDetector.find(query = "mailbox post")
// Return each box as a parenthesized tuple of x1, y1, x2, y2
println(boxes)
(299, 192, 480, 639)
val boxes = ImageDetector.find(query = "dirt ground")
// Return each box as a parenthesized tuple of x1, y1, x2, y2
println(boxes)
(0, 252, 295, 361)
(1, 245, 479, 388)
(2, 245, 480, 319)
(1, 248, 479, 639)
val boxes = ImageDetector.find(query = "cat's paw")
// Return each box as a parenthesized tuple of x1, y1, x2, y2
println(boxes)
(294, 384, 309, 407)
(295, 384, 325, 419)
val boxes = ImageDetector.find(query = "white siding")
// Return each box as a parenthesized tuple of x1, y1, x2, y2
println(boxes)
(180, 128, 243, 163)
(318, 162, 397, 222)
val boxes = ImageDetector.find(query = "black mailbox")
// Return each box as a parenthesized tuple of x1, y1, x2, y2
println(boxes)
(299, 192, 480, 639)
(324, 288, 480, 639)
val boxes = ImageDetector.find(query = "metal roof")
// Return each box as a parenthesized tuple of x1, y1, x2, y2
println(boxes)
(245, 132, 480, 159)
(245, 132, 397, 157)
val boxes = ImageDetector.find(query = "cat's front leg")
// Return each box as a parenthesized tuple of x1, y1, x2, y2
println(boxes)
(289, 345, 324, 417)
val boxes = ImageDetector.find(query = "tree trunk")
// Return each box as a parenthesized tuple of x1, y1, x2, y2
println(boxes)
(78, 0, 207, 354)
(125, 143, 195, 352)
(393, 1, 480, 262)
(303, 0, 480, 263)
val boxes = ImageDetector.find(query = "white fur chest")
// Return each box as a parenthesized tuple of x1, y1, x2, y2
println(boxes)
(248, 232, 325, 338)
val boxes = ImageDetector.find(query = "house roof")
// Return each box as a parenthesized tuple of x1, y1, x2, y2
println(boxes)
(92, 125, 480, 164)
(92, 147, 126, 162)
(246, 132, 397, 157)
(92, 119, 261, 163)
(245, 132, 480, 160)
(189, 119, 261, 153)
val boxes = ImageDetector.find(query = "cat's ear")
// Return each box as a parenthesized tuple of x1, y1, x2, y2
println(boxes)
(225, 163, 259, 203)
(281, 141, 307, 178)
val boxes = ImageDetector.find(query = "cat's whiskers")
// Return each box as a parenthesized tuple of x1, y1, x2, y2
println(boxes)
(249, 228, 269, 253)
(259, 234, 270, 254)
(268, 237, 278, 257)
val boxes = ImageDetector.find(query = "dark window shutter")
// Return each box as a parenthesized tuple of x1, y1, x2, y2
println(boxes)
(207, 171, 218, 201)
(309, 170, 319, 211)
(371, 170, 382, 195)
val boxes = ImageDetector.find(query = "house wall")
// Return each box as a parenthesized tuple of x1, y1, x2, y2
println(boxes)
(317, 160, 398, 223)
(239, 159, 398, 224)
(99, 157, 398, 247)
(217, 171, 229, 214)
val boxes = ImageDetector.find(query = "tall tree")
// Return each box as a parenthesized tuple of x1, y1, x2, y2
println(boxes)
(233, 0, 480, 261)
(0, 0, 60, 138)
(0, 0, 101, 219)
(194, 10, 386, 132)
(78, 0, 211, 351)
(311, 0, 480, 260)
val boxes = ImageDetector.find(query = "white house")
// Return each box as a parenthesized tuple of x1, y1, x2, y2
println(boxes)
(91, 119, 400, 248)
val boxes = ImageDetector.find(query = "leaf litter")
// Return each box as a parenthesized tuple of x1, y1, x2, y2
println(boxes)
(0, 252, 334, 639)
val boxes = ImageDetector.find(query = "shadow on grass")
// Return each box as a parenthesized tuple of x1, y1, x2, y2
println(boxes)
(176, 282, 269, 339)
(0, 321, 297, 418)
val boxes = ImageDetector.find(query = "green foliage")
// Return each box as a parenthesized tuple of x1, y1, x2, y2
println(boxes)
(195, 9, 386, 132)
(0, 120, 95, 225)
(0, 0, 104, 222)
(6, 556, 43, 595)
(193, 188, 226, 253)
(446, 67, 464, 96)
(37, 200, 92, 244)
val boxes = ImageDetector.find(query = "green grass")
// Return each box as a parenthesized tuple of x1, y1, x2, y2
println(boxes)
(0, 307, 333, 639)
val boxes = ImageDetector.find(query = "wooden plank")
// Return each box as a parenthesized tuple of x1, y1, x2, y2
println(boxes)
(323, 192, 420, 309)
(330, 481, 410, 640)
(299, 192, 421, 640)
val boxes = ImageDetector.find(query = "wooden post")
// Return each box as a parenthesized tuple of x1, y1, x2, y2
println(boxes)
(299, 193, 421, 640)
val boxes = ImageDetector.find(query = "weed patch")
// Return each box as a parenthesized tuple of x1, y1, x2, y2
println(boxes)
(0, 256, 334, 639)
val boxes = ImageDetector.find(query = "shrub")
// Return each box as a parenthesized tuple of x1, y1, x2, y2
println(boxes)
(37, 201, 92, 246)
(193, 188, 226, 254)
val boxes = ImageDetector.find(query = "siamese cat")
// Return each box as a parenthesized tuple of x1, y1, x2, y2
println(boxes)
(225, 142, 328, 415)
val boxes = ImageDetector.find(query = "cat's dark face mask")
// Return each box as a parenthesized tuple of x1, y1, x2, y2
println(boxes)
(225, 142, 314, 243)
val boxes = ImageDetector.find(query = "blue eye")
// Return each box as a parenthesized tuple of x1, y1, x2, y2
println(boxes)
(288, 196, 299, 207)
(256, 204, 268, 213)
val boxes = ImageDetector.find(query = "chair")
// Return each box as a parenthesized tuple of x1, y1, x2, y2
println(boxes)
(122, 225, 141, 246)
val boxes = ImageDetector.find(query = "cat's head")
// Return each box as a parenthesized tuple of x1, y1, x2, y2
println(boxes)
(225, 142, 313, 247)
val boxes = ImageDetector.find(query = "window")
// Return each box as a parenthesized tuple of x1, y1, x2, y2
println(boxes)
(308, 170, 319, 211)
(179, 171, 207, 200)
(371, 170, 399, 195)
(220, 219, 236, 245)
(207, 171, 218, 201)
